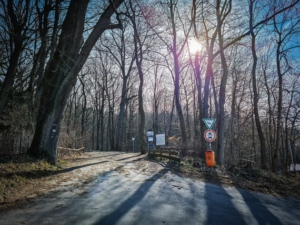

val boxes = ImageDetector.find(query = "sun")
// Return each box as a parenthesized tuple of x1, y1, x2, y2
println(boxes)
(189, 39, 202, 54)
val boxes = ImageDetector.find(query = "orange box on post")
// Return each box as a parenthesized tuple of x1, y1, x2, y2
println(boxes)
(205, 150, 215, 167)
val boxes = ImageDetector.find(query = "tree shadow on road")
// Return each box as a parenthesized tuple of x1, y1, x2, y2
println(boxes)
(203, 171, 283, 225)
(92, 168, 169, 225)
(203, 173, 248, 225)
(237, 190, 284, 225)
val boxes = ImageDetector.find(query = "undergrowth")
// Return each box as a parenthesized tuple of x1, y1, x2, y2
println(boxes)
(0, 155, 62, 202)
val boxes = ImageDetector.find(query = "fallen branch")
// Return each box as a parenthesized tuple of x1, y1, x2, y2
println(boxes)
(57, 147, 84, 151)
(57, 147, 85, 158)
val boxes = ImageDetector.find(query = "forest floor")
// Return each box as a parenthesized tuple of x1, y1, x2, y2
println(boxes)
(0, 151, 299, 213)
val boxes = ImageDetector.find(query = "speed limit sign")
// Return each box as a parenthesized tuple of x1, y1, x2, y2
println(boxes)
(204, 129, 217, 142)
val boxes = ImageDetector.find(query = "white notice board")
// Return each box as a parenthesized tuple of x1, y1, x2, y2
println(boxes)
(156, 134, 166, 146)
(147, 131, 154, 136)
(148, 136, 154, 142)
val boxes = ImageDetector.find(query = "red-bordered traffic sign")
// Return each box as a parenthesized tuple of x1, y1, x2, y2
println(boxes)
(204, 129, 217, 142)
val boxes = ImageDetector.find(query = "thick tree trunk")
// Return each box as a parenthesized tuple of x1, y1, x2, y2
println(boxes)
(28, 78, 77, 163)
(27, 0, 90, 164)
(28, 0, 124, 164)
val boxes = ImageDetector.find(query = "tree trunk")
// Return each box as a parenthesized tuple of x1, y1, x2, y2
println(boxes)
(79, 77, 87, 137)
(192, 0, 204, 155)
(262, 66, 274, 165)
(170, 1, 187, 151)
(28, 0, 124, 164)
(153, 67, 159, 134)
(216, 0, 231, 166)
(173, 52, 188, 151)
(96, 97, 100, 150)
(194, 52, 205, 157)
(274, 33, 283, 172)
(116, 74, 128, 152)
(28, 0, 90, 163)
(249, 0, 267, 170)
(129, 1, 146, 154)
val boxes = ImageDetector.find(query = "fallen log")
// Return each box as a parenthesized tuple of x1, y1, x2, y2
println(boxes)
(57, 147, 85, 157)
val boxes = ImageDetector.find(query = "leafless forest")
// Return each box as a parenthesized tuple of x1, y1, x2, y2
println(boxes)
(0, 0, 299, 173)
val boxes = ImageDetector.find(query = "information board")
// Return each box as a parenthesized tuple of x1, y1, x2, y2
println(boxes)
(147, 130, 154, 137)
(148, 136, 154, 142)
(156, 134, 166, 146)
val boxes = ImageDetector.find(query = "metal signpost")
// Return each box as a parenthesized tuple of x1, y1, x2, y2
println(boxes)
(147, 130, 154, 137)
(132, 137, 135, 152)
(204, 129, 216, 149)
(203, 118, 216, 167)
(147, 129, 154, 151)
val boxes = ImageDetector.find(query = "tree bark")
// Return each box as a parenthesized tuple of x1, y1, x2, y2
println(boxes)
(116, 74, 129, 152)
(28, 0, 124, 164)
(194, 52, 204, 157)
(128, 0, 147, 154)
(170, 0, 188, 151)
(249, 0, 267, 170)
(216, 0, 231, 166)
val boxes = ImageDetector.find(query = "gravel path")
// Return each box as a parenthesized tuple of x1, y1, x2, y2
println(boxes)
(0, 151, 299, 225)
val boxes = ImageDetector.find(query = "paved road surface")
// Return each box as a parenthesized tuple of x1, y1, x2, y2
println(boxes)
(0, 153, 299, 225)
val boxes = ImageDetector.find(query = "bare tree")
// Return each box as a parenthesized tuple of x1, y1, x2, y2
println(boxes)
(126, 0, 151, 154)
(0, 0, 32, 115)
(28, 0, 124, 164)
(273, 6, 300, 171)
